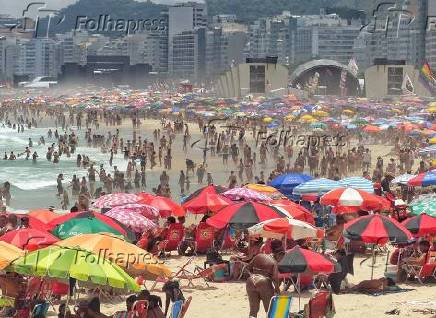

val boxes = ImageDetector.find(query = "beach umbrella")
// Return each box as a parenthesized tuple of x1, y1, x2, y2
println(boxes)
(292, 178, 341, 195)
(243, 184, 285, 199)
(339, 177, 374, 193)
(410, 200, 436, 217)
(182, 190, 231, 214)
(222, 187, 272, 202)
(247, 218, 319, 240)
(270, 173, 313, 195)
(363, 125, 381, 133)
(269, 200, 315, 224)
(182, 184, 227, 202)
(0, 241, 25, 270)
(206, 202, 288, 229)
(8, 246, 140, 291)
(106, 203, 159, 220)
(402, 214, 436, 236)
(93, 193, 141, 208)
(320, 188, 382, 209)
(430, 137, 436, 144)
(344, 214, 412, 245)
(56, 233, 171, 279)
(278, 246, 336, 274)
(9, 214, 51, 231)
(407, 170, 436, 187)
(28, 209, 62, 224)
(47, 211, 131, 238)
(137, 193, 185, 217)
(391, 174, 417, 185)
(0, 228, 59, 250)
(52, 216, 125, 240)
(418, 145, 436, 155)
(104, 209, 157, 233)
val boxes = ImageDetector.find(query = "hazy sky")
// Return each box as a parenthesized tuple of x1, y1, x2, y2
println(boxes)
(3, 0, 204, 17)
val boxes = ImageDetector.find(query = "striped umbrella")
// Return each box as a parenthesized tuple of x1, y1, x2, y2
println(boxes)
(137, 193, 185, 217)
(222, 187, 272, 202)
(106, 204, 159, 220)
(292, 178, 341, 195)
(344, 214, 412, 244)
(320, 188, 382, 209)
(418, 145, 436, 155)
(408, 170, 436, 187)
(410, 200, 436, 217)
(105, 209, 157, 233)
(402, 214, 436, 236)
(278, 246, 336, 274)
(206, 202, 288, 229)
(93, 193, 141, 208)
(339, 177, 374, 193)
(391, 174, 417, 185)
(247, 218, 319, 240)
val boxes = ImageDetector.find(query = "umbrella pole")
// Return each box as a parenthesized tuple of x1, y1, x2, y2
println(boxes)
(371, 245, 375, 280)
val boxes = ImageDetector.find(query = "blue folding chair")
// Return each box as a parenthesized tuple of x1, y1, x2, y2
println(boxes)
(31, 302, 49, 318)
(267, 295, 292, 318)
(170, 300, 184, 318)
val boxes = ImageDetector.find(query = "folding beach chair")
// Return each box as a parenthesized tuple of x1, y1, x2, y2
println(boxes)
(170, 296, 192, 318)
(149, 257, 194, 291)
(267, 295, 292, 318)
(404, 251, 436, 284)
(127, 300, 148, 318)
(157, 224, 185, 257)
(31, 301, 49, 318)
(194, 222, 215, 254)
(308, 291, 335, 318)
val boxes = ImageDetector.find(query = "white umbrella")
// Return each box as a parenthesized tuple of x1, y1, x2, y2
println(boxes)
(247, 218, 319, 240)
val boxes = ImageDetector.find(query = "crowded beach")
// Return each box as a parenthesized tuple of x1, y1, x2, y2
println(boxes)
(0, 87, 435, 318)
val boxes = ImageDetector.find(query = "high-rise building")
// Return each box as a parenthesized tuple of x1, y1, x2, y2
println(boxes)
(426, 0, 436, 69)
(355, 0, 428, 70)
(168, 2, 207, 80)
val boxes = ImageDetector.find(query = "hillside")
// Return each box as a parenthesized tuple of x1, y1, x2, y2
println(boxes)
(48, 0, 380, 35)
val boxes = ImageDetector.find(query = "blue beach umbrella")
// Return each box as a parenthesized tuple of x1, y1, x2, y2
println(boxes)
(270, 173, 313, 195)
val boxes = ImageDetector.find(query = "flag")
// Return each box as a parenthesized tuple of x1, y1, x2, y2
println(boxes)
(348, 57, 359, 77)
(419, 62, 436, 95)
(401, 73, 414, 95)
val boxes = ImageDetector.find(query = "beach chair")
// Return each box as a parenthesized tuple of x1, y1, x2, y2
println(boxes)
(405, 251, 436, 284)
(170, 296, 192, 318)
(194, 222, 215, 254)
(31, 301, 49, 318)
(267, 295, 292, 318)
(219, 227, 236, 253)
(127, 300, 148, 318)
(308, 291, 335, 318)
(177, 265, 212, 288)
(149, 257, 195, 291)
(157, 224, 185, 257)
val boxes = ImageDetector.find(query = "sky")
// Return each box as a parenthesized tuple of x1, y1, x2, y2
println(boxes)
(3, 0, 204, 18)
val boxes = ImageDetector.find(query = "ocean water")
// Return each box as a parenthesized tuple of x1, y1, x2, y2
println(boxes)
(0, 125, 134, 209)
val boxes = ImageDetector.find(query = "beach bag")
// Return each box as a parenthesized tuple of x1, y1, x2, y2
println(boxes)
(206, 248, 222, 264)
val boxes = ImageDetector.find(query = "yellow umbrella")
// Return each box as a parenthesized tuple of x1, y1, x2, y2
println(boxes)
(343, 109, 354, 114)
(243, 184, 286, 199)
(428, 101, 436, 108)
(313, 110, 329, 117)
(263, 117, 273, 123)
(428, 106, 436, 113)
(0, 241, 25, 270)
(300, 114, 314, 121)
(430, 137, 436, 144)
(56, 233, 171, 279)
(285, 115, 295, 122)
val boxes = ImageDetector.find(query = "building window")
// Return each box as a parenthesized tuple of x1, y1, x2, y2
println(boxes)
(250, 65, 265, 93)
(387, 67, 403, 95)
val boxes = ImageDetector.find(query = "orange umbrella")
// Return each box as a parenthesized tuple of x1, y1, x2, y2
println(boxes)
(363, 125, 381, 133)
(28, 209, 62, 224)
(0, 241, 24, 270)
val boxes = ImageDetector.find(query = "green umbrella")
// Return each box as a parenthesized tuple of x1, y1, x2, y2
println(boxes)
(52, 217, 125, 240)
(310, 122, 327, 129)
(352, 118, 368, 125)
(410, 200, 436, 217)
(8, 246, 140, 291)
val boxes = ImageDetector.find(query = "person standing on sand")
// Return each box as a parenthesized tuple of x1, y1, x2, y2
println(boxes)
(245, 254, 280, 318)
